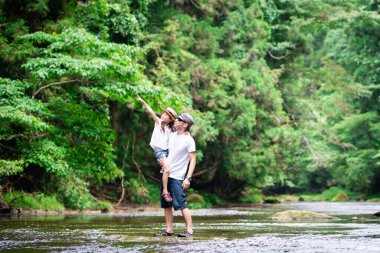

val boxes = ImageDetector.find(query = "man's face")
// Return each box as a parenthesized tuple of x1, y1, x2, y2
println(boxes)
(174, 117, 187, 130)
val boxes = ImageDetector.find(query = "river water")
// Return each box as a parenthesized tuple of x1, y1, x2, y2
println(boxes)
(1, 202, 379, 252)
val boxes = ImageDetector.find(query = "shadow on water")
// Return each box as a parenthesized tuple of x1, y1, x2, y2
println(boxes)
(1, 202, 380, 252)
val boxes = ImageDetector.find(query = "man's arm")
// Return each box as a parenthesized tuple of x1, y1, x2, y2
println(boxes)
(183, 151, 196, 190)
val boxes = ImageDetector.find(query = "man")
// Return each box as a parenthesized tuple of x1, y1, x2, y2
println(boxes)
(154, 113, 196, 238)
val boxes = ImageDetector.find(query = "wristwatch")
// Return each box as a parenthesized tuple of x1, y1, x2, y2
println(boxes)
(186, 176, 192, 182)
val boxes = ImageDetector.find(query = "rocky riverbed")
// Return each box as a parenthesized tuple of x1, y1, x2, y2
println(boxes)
(1, 202, 379, 252)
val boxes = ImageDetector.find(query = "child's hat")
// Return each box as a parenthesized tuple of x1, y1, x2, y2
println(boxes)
(163, 108, 177, 121)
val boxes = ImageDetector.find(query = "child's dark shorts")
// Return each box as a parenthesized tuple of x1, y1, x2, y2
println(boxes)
(153, 147, 169, 160)
(160, 175, 188, 211)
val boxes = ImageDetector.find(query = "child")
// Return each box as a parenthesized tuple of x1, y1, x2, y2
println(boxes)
(137, 95, 177, 202)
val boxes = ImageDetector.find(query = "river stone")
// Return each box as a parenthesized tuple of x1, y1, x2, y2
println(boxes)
(270, 210, 338, 220)
(186, 193, 205, 203)
(331, 192, 349, 201)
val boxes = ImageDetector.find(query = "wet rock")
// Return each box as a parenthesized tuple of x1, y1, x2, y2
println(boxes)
(186, 193, 204, 203)
(281, 195, 301, 202)
(270, 210, 338, 220)
(331, 192, 349, 202)
(0, 206, 22, 215)
(264, 197, 280, 204)
(0, 207, 11, 214)
(367, 198, 380, 202)
(373, 212, 380, 217)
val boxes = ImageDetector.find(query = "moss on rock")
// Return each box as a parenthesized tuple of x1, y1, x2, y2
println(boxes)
(332, 192, 349, 201)
(270, 210, 338, 220)
(187, 193, 205, 203)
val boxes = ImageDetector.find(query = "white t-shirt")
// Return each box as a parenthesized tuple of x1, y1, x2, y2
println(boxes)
(150, 119, 171, 150)
(167, 132, 196, 180)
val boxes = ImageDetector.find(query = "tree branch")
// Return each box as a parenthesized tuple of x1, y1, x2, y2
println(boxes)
(0, 142, 23, 152)
(5, 134, 24, 140)
(116, 177, 125, 207)
(190, 0, 202, 10)
(32, 79, 82, 98)
(267, 50, 289, 60)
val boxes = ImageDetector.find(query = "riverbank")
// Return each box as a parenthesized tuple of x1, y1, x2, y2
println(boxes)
(2, 186, 380, 217)
(2, 201, 380, 218)
(0, 204, 164, 217)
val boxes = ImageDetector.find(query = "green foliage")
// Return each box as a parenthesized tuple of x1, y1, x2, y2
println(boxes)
(337, 13, 380, 88)
(239, 187, 264, 203)
(94, 200, 113, 211)
(108, 5, 142, 44)
(1, 0, 380, 208)
(186, 189, 212, 209)
(320, 187, 348, 201)
(191, 21, 222, 58)
(1, 24, 184, 209)
(221, 3, 270, 59)
(202, 192, 227, 206)
(0, 160, 24, 176)
(297, 187, 361, 201)
(3, 191, 64, 211)
(25, 0, 49, 18)
(56, 175, 97, 210)
(77, 0, 110, 38)
(124, 177, 150, 204)
(76, 0, 146, 44)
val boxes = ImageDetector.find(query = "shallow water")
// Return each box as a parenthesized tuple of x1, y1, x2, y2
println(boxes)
(1, 202, 379, 252)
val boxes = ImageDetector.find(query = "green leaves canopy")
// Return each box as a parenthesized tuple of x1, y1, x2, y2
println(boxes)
(0, 27, 181, 207)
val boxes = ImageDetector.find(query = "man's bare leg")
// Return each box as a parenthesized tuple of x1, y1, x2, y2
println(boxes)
(164, 207, 174, 233)
(180, 208, 193, 234)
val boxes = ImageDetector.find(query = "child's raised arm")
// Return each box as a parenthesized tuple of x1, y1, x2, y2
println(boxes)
(137, 95, 160, 124)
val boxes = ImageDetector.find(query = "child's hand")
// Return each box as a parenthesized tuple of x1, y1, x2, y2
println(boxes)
(157, 158, 165, 167)
(137, 95, 143, 103)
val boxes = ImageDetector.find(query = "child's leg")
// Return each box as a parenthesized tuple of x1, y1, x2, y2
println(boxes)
(161, 157, 170, 193)
(160, 157, 172, 202)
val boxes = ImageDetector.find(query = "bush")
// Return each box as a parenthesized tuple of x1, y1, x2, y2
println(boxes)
(3, 191, 64, 211)
(187, 189, 212, 209)
(122, 175, 162, 205)
(203, 192, 227, 206)
(297, 187, 362, 201)
(94, 200, 113, 211)
(321, 187, 362, 201)
(321, 187, 347, 200)
(57, 176, 98, 210)
(239, 187, 263, 203)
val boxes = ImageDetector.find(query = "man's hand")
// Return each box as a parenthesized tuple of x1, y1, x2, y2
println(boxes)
(182, 178, 190, 190)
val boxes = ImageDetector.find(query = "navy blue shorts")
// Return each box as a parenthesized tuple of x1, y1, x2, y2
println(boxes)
(160, 176, 188, 211)
(154, 148, 169, 160)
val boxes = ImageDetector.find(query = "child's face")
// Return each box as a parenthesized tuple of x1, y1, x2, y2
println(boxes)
(161, 113, 172, 123)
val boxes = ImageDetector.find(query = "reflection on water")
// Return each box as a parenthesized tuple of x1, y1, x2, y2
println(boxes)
(0, 202, 379, 252)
